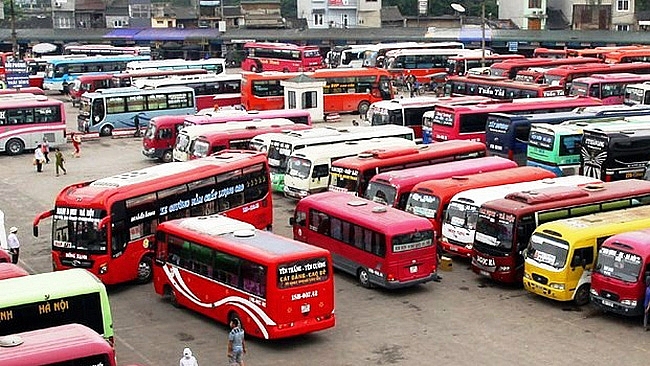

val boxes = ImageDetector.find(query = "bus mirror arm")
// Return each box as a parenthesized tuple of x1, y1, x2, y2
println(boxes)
(98, 216, 111, 231)
(33, 209, 54, 237)
(289, 217, 295, 226)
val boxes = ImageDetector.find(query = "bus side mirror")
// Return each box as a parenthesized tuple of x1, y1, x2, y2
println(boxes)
(581, 258, 587, 269)
(33, 226, 38, 238)
(289, 217, 295, 226)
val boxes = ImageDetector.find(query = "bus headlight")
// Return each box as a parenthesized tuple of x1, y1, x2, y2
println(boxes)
(99, 263, 108, 274)
(523, 272, 532, 279)
(465, 244, 473, 249)
(549, 283, 564, 290)
(621, 299, 637, 307)
(590, 288, 598, 296)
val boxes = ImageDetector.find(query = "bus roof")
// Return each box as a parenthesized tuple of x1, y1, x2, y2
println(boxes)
(244, 42, 318, 50)
(0, 268, 103, 307)
(544, 62, 650, 76)
(298, 191, 433, 234)
(490, 57, 602, 70)
(602, 229, 650, 258)
(184, 108, 311, 126)
(530, 117, 650, 136)
(290, 137, 415, 159)
(263, 125, 413, 144)
(159, 215, 329, 262)
(0, 324, 113, 365)
(331, 140, 485, 170)
(411, 166, 555, 201)
(0, 97, 61, 108)
(533, 204, 650, 242)
(0, 263, 29, 280)
(385, 48, 480, 57)
(47, 55, 149, 64)
(140, 72, 241, 88)
(198, 120, 310, 140)
(84, 85, 194, 97)
(584, 125, 650, 138)
(572, 72, 650, 83)
(76, 73, 113, 82)
(372, 95, 491, 110)
(369, 156, 516, 188)
(481, 179, 650, 217)
(181, 118, 295, 139)
(448, 175, 599, 208)
(436, 96, 601, 114)
(241, 67, 392, 81)
(126, 58, 225, 68)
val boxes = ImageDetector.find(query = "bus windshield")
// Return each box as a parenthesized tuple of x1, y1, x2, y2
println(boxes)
(287, 156, 311, 179)
(596, 247, 643, 283)
(528, 129, 555, 151)
(474, 208, 515, 251)
(392, 230, 434, 253)
(526, 234, 569, 269)
(365, 182, 396, 206)
(52, 208, 107, 254)
(444, 201, 478, 231)
(404, 192, 440, 219)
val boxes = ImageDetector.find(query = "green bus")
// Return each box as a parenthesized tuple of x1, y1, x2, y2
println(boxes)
(0, 268, 114, 345)
(526, 116, 650, 177)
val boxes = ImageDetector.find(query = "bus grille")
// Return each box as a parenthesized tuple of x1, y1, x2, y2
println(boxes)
(600, 290, 620, 302)
(61, 258, 94, 269)
(532, 273, 548, 285)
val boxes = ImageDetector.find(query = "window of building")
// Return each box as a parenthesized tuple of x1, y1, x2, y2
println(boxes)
(288, 90, 296, 109)
(130, 4, 151, 18)
(616, 24, 630, 31)
(313, 13, 323, 26)
(617, 0, 629, 11)
(302, 91, 317, 109)
(342, 14, 349, 28)
(528, 0, 541, 8)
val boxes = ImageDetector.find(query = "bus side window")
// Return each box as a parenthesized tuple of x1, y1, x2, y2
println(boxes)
(571, 247, 595, 268)
(158, 128, 172, 139)
(313, 164, 329, 179)
(294, 211, 306, 227)
(111, 220, 128, 258)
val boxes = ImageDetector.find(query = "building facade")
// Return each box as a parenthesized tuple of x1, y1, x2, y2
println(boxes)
(297, 0, 381, 29)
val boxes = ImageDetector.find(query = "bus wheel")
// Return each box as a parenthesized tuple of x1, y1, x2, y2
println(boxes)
(100, 125, 113, 137)
(574, 284, 590, 306)
(166, 286, 182, 308)
(161, 149, 173, 163)
(5, 139, 25, 155)
(357, 268, 372, 288)
(357, 101, 370, 116)
(136, 256, 153, 284)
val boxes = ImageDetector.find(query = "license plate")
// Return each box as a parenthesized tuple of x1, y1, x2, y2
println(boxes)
(602, 299, 614, 307)
(301, 304, 310, 313)
(480, 270, 490, 277)
(409, 265, 418, 273)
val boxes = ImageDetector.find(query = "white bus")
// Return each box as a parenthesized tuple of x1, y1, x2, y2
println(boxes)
(125, 58, 226, 75)
(283, 137, 416, 199)
(260, 125, 415, 192)
(440, 175, 600, 257)
(173, 117, 296, 162)
(624, 82, 650, 105)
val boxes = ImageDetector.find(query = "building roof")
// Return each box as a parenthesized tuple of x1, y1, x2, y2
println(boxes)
(381, 6, 404, 23)
(75, 0, 106, 11)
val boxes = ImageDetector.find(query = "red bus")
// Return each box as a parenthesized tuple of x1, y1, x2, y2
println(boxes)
(363, 156, 517, 210)
(405, 166, 555, 256)
(568, 73, 650, 105)
(32, 150, 273, 285)
(591, 228, 650, 316)
(489, 57, 602, 79)
(188, 122, 312, 160)
(543, 62, 650, 93)
(445, 74, 565, 99)
(110, 68, 209, 88)
(0, 87, 45, 96)
(292, 191, 438, 288)
(532, 48, 570, 59)
(154, 214, 335, 339)
(241, 42, 323, 72)
(68, 73, 112, 105)
(429, 96, 602, 143)
(140, 73, 242, 110)
(446, 54, 525, 76)
(0, 263, 29, 280)
(329, 140, 486, 196)
(142, 109, 311, 163)
(472, 179, 650, 284)
(240, 68, 393, 115)
(513, 67, 550, 83)
(0, 324, 117, 366)
(604, 48, 650, 63)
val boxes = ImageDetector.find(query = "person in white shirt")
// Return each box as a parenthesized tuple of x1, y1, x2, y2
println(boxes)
(34, 144, 45, 173)
(7, 226, 19, 264)
(179, 347, 198, 366)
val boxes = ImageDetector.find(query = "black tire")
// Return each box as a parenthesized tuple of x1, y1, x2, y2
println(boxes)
(161, 149, 173, 163)
(5, 138, 25, 155)
(357, 268, 372, 288)
(136, 256, 153, 284)
(357, 101, 371, 116)
(100, 124, 113, 137)
(574, 284, 590, 306)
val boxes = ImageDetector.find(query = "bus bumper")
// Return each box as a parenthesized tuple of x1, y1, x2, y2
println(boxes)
(142, 147, 162, 159)
(439, 239, 473, 257)
(283, 186, 309, 200)
(522, 277, 571, 301)
(377, 272, 439, 289)
(471, 258, 518, 284)
(270, 313, 336, 339)
(590, 293, 643, 316)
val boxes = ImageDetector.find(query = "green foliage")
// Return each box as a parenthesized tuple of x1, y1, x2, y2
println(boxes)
(639, 0, 650, 11)
(382, 0, 497, 18)
(281, 0, 296, 18)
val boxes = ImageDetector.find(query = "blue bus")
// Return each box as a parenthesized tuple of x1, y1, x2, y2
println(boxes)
(78, 86, 196, 136)
(43, 55, 150, 94)
(485, 104, 650, 165)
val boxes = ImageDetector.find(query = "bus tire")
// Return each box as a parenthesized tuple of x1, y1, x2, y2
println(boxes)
(166, 286, 182, 308)
(5, 138, 25, 155)
(100, 124, 113, 137)
(136, 256, 153, 284)
(161, 149, 173, 163)
(357, 101, 370, 116)
(574, 284, 590, 306)
(357, 268, 372, 288)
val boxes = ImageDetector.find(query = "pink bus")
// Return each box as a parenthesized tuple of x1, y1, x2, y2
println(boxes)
(241, 42, 323, 72)
(0, 263, 29, 280)
(0, 324, 117, 366)
(568, 73, 650, 104)
(142, 109, 311, 162)
(363, 156, 517, 210)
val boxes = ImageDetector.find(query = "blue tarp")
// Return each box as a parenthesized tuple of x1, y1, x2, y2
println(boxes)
(132, 28, 220, 41)
(103, 28, 145, 39)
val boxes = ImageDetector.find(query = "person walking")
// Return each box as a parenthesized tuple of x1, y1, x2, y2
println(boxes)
(41, 137, 50, 164)
(643, 276, 650, 331)
(227, 318, 246, 366)
(54, 148, 67, 176)
(7, 226, 19, 264)
(179, 347, 199, 366)
(34, 143, 45, 172)
(71, 133, 81, 158)
(133, 113, 141, 137)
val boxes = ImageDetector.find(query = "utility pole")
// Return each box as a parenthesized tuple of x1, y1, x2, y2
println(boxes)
(481, 1, 486, 67)
(10, 0, 18, 59)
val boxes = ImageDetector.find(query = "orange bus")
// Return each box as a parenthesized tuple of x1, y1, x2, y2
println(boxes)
(33, 150, 273, 285)
(0, 324, 117, 366)
(240, 68, 393, 115)
(604, 48, 650, 63)
(490, 57, 602, 79)
(405, 166, 556, 257)
(329, 140, 486, 196)
(153, 214, 335, 339)
(292, 191, 438, 288)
